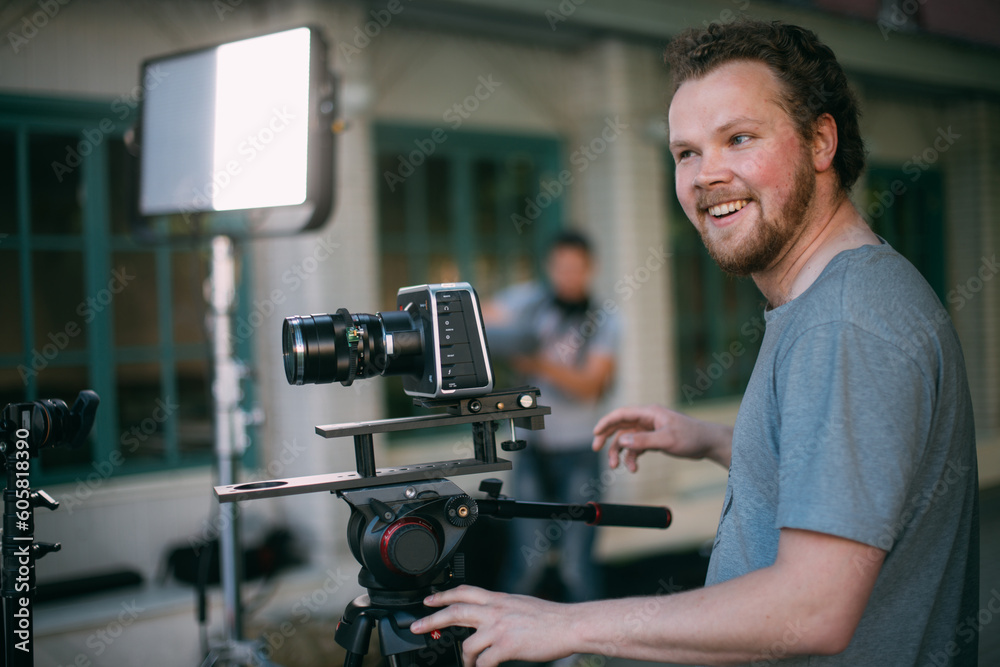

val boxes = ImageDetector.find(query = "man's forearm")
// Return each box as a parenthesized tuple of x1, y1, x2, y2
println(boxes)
(569, 549, 863, 664)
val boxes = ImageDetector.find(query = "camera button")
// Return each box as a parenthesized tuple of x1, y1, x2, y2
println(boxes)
(440, 344, 472, 364)
(442, 363, 476, 377)
(444, 375, 479, 390)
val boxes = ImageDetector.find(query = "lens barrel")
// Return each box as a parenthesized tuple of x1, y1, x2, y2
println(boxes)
(282, 308, 423, 386)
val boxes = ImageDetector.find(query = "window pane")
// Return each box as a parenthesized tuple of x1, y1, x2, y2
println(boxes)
(176, 358, 212, 457)
(35, 366, 93, 472)
(172, 250, 209, 345)
(427, 158, 450, 235)
(0, 369, 24, 414)
(474, 159, 497, 238)
(107, 137, 132, 236)
(112, 250, 159, 347)
(0, 130, 16, 235)
(117, 362, 166, 463)
(378, 154, 407, 237)
(32, 250, 87, 352)
(0, 251, 22, 356)
(30, 134, 83, 235)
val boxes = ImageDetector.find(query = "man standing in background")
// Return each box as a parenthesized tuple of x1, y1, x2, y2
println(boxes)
(485, 230, 619, 604)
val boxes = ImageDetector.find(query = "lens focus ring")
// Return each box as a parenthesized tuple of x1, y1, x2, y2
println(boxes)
(283, 317, 307, 385)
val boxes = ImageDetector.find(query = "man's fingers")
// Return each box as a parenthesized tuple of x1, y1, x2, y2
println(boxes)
(424, 584, 491, 607)
(413, 605, 481, 633)
(412, 586, 495, 634)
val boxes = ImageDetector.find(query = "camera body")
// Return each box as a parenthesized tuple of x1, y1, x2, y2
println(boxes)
(397, 283, 492, 398)
(282, 282, 493, 399)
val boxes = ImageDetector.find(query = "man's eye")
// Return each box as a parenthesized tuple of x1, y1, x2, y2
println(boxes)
(732, 135, 751, 146)
(676, 150, 694, 161)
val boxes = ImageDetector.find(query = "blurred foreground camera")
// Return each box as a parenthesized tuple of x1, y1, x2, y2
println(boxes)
(283, 282, 493, 399)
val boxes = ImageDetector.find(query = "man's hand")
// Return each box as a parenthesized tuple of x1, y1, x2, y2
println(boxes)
(592, 405, 733, 470)
(411, 585, 575, 667)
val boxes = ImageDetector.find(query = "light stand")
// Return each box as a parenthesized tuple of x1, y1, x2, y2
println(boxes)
(199, 236, 276, 667)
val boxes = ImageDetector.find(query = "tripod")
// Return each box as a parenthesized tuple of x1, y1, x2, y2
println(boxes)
(215, 387, 671, 666)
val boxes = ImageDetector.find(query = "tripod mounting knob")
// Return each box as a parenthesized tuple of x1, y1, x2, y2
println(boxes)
(31, 489, 59, 511)
(33, 541, 61, 560)
(444, 495, 478, 527)
(501, 439, 526, 451)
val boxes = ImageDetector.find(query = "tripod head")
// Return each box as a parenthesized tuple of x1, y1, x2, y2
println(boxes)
(342, 479, 474, 602)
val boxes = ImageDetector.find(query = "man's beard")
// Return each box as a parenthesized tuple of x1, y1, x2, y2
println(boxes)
(699, 157, 816, 277)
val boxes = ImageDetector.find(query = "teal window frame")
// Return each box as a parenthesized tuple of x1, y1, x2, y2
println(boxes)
(374, 124, 564, 418)
(0, 93, 254, 484)
(863, 165, 946, 302)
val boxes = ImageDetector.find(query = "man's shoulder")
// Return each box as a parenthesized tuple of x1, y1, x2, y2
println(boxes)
(771, 242, 958, 365)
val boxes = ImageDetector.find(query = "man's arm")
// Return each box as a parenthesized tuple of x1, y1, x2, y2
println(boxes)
(512, 352, 615, 402)
(412, 528, 885, 667)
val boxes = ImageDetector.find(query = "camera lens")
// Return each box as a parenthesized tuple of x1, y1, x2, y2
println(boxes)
(282, 308, 424, 387)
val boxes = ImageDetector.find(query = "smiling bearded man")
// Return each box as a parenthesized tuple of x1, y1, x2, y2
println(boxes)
(412, 19, 979, 667)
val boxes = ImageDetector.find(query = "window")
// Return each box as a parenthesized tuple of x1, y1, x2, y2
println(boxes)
(0, 94, 251, 483)
(863, 165, 946, 302)
(375, 124, 563, 418)
(668, 188, 765, 405)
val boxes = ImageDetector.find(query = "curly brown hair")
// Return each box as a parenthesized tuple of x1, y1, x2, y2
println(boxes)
(664, 19, 866, 192)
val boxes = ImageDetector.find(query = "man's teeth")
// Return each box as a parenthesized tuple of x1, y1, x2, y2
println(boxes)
(708, 199, 749, 217)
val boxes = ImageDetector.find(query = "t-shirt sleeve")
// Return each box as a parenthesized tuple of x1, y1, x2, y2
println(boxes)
(774, 321, 934, 550)
(484, 283, 544, 358)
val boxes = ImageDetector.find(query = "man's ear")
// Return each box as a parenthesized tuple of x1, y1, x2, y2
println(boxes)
(812, 113, 838, 174)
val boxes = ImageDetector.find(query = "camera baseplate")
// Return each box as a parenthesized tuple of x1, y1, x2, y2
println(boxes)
(214, 387, 549, 503)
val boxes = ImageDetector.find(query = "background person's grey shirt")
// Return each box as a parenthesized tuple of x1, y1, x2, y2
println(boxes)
(487, 282, 620, 450)
(706, 242, 979, 665)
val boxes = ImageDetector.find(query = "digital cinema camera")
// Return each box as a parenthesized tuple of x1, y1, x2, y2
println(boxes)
(282, 283, 494, 398)
(215, 282, 670, 667)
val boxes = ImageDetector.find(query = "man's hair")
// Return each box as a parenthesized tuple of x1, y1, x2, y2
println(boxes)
(664, 19, 865, 191)
(549, 229, 593, 257)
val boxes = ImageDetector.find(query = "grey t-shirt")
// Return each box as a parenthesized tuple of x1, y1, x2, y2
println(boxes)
(705, 242, 979, 665)
(487, 282, 620, 450)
